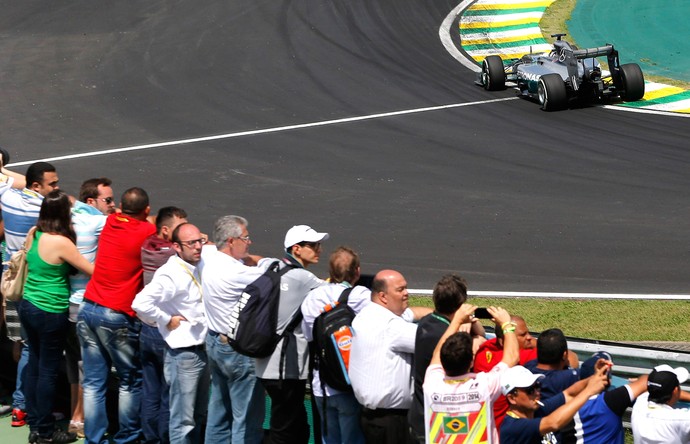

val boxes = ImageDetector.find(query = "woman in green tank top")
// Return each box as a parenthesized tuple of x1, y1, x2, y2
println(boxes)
(18, 190, 94, 443)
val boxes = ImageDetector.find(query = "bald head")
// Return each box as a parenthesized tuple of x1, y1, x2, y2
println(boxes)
(371, 269, 409, 316)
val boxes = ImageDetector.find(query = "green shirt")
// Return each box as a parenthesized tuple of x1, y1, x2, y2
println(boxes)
(24, 231, 72, 313)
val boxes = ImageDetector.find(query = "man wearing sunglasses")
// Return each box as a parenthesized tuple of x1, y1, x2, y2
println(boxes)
(500, 363, 610, 444)
(65, 177, 117, 438)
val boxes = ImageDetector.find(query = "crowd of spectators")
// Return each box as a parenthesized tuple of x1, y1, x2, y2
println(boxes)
(0, 157, 689, 444)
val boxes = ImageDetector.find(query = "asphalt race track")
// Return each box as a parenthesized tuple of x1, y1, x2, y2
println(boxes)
(1, 0, 689, 293)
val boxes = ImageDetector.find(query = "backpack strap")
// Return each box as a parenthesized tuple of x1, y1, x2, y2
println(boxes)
(276, 261, 301, 381)
(337, 286, 354, 305)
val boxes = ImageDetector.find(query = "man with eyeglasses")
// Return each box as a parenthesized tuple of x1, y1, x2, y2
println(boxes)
(132, 222, 210, 444)
(500, 363, 609, 444)
(137, 206, 188, 444)
(78, 187, 156, 444)
(202, 215, 276, 444)
(255, 225, 329, 444)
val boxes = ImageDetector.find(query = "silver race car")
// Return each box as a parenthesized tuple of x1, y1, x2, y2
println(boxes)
(476, 34, 645, 111)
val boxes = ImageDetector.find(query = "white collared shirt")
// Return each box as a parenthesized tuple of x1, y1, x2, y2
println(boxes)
(301, 283, 371, 397)
(631, 392, 690, 444)
(201, 249, 276, 335)
(132, 254, 207, 348)
(349, 302, 418, 409)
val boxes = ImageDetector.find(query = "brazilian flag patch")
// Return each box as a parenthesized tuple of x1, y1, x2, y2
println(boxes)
(443, 415, 469, 434)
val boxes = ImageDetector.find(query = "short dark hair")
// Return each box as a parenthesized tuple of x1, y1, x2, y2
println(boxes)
(440, 332, 474, 377)
(155, 206, 188, 234)
(329, 246, 360, 284)
(537, 328, 568, 365)
(121, 187, 149, 215)
(26, 162, 56, 188)
(79, 177, 112, 202)
(433, 274, 468, 315)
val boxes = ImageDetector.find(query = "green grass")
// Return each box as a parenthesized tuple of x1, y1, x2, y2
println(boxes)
(410, 296, 690, 342)
(540, 0, 690, 89)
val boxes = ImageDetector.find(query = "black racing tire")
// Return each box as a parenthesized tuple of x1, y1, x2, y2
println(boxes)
(481, 55, 505, 91)
(538, 73, 568, 111)
(619, 63, 645, 102)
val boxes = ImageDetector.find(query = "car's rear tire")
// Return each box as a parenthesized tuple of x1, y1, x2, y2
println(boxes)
(619, 63, 645, 102)
(482, 56, 505, 91)
(538, 73, 568, 111)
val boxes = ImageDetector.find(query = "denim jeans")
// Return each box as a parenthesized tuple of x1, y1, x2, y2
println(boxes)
(140, 324, 170, 444)
(12, 335, 28, 410)
(164, 346, 210, 444)
(314, 393, 365, 444)
(78, 301, 142, 444)
(19, 300, 69, 437)
(204, 333, 265, 444)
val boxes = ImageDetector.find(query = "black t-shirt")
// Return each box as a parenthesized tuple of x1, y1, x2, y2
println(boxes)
(408, 313, 449, 439)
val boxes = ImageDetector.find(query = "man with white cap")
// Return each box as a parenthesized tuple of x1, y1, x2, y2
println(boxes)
(256, 225, 329, 444)
(500, 363, 609, 444)
(631, 364, 690, 443)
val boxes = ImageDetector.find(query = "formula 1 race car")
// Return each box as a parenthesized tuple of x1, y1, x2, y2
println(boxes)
(476, 34, 645, 111)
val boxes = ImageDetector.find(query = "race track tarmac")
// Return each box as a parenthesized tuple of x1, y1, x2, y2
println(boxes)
(1, 0, 690, 293)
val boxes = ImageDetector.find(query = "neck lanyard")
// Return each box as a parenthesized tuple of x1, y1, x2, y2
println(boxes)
(178, 261, 202, 299)
(431, 313, 450, 326)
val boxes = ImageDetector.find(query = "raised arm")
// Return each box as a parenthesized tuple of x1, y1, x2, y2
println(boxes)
(539, 364, 609, 434)
(429, 304, 477, 366)
(491, 307, 519, 367)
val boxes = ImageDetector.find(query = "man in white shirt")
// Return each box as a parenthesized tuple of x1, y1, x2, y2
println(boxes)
(301, 246, 370, 444)
(201, 215, 275, 444)
(132, 223, 209, 444)
(632, 364, 690, 444)
(348, 269, 432, 443)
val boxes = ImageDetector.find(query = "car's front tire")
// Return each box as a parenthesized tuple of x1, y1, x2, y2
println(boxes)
(482, 56, 505, 91)
(538, 74, 568, 111)
(619, 63, 645, 102)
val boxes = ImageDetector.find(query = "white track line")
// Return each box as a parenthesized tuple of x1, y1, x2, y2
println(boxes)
(10, 97, 517, 166)
(440, 0, 481, 72)
(409, 289, 690, 300)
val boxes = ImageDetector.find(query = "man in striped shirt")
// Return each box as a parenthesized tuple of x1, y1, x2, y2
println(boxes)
(1, 161, 59, 428)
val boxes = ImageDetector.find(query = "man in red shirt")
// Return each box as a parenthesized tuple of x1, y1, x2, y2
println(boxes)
(473, 315, 538, 429)
(78, 187, 156, 444)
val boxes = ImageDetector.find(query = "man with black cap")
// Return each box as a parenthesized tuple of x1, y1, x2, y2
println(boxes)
(631, 364, 690, 443)
(255, 225, 329, 444)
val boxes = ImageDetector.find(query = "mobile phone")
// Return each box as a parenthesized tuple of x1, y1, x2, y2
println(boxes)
(474, 307, 492, 319)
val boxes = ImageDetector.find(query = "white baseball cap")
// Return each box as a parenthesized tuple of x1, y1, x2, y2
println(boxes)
(501, 365, 545, 395)
(284, 225, 329, 249)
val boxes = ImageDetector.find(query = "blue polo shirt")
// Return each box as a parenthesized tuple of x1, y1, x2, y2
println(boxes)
(525, 359, 579, 401)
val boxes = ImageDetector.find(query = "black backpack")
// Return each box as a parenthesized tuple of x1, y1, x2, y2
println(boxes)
(311, 287, 356, 392)
(226, 260, 298, 358)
